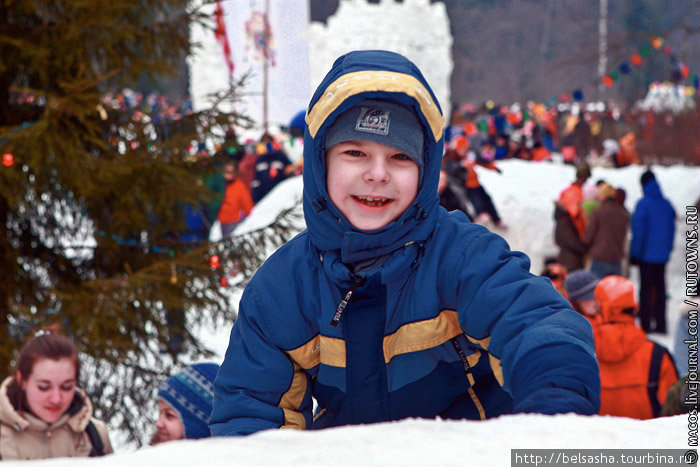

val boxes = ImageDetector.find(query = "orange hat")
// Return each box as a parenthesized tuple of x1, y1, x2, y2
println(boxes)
(594, 275, 637, 322)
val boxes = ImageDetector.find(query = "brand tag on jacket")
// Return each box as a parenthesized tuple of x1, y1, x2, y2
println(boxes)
(356, 107, 390, 135)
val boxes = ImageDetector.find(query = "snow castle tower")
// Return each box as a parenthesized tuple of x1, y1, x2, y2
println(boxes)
(307, 0, 454, 116)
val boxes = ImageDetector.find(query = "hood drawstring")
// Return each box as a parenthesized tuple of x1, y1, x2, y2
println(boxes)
(330, 275, 366, 327)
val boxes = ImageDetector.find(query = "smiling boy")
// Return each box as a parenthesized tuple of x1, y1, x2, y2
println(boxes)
(211, 50, 600, 436)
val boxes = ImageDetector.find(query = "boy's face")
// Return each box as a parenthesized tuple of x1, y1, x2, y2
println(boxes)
(326, 139, 419, 231)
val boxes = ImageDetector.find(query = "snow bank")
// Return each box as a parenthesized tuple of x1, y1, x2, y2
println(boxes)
(2, 414, 689, 466)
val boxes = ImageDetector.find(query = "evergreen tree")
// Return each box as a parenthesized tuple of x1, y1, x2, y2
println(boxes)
(0, 0, 300, 445)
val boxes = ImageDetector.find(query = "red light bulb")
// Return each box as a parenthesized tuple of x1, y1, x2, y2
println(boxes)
(2, 153, 14, 167)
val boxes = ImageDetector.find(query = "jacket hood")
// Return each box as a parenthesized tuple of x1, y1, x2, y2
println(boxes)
(642, 178, 664, 199)
(302, 50, 445, 264)
(593, 274, 645, 363)
(595, 323, 648, 363)
(594, 275, 638, 323)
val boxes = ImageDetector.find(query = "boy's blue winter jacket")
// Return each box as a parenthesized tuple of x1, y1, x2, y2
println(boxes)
(630, 178, 676, 264)
(210, 50, 600, 436)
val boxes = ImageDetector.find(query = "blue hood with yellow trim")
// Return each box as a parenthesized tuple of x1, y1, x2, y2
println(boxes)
(302, 50, 445, 264)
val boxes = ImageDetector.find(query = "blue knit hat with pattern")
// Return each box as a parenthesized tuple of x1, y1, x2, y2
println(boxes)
(157, 362, 220, 439)
(565, 269, 600, 302)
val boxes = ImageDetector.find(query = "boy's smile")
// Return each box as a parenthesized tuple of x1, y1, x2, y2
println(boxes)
(326, 139, 419, 231)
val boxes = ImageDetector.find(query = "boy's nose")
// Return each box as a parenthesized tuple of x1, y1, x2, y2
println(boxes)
(364, 159, 389, 183)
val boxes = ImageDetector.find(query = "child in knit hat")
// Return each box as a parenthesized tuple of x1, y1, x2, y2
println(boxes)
(211, 50, 600, 436)
(153, 362, 219, 444)
(564, 269, 601, 325)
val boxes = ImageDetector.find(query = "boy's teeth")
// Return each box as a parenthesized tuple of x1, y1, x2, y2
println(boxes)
(356, 196, 389, 206)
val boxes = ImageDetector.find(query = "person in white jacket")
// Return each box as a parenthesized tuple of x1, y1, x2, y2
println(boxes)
(0, 326, 113, 460)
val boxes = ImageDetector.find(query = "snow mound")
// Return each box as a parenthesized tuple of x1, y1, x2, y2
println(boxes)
(2, 414, 688, 466)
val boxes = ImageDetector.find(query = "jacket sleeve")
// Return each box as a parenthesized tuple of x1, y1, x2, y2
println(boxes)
(210, 282, 313, 436)
(582, 210, 599, 247)
(629, 200, 648, 259)
(555, 215, 587, 254)
(445, 227, 600, 415)
(241, 183, 254, 217)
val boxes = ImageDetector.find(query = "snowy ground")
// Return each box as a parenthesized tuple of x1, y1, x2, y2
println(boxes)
(1, 414, 690, 466)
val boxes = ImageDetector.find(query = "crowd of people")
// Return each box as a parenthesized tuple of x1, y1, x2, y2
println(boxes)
(540, 162, 689, 420)
(101, 80, 698, 246)
(550, 163, 676, 335)
(179, 129, 302, 243)
(445, 93, 699, 167)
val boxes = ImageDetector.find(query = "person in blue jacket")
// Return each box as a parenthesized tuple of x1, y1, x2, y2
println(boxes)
(210, 50, 600, 436)
(629, 169, 676, 333)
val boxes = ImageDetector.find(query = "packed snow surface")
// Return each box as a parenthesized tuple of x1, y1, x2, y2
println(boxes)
(1, 414, 689, 466)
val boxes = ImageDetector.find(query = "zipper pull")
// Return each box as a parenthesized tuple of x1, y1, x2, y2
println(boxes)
(330, 277, 365, 326)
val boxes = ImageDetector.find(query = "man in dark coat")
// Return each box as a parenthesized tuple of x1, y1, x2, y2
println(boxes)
(629, 170, 676, 333)
(583, 183, 630, 278)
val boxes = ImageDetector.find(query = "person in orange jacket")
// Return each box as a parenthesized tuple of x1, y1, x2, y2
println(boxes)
(463, 143, 505, 228)
(557, 162, 591, 239)
(218, 162, 254, 238)
(593, 275, 678, 419)
(615, 132, 640, 167)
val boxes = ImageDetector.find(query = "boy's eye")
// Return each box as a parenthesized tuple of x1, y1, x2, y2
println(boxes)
(345, 149, 365, 157)
(392, 153, 410, 161)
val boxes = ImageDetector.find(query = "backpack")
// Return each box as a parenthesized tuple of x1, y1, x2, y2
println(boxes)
(85, 420, 105, 457)
(647, 343, 676, 418)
